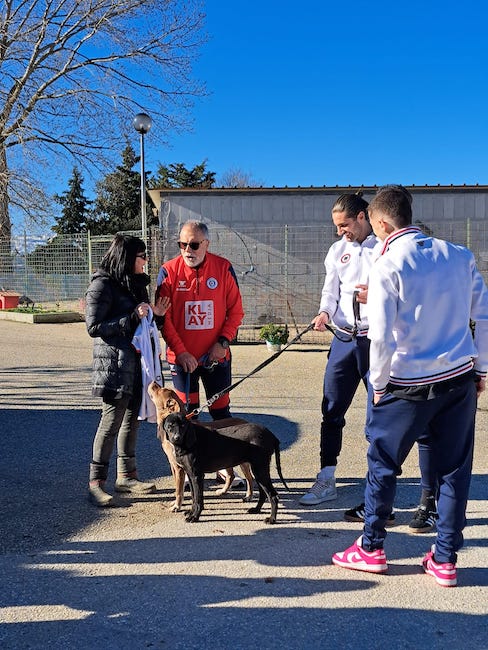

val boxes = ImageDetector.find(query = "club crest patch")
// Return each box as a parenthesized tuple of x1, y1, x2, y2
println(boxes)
(207, 277, 218, 289)
(340, 253, 351, 264)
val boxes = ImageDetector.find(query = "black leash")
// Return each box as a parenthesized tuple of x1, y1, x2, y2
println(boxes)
(185, 322, 316, 419)
(322, 291, 363, 342)
(352, 288, 361, 338)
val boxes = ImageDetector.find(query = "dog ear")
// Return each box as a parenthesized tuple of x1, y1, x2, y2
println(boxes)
(166, 398, 181, 413)
(163, 413, 177, 434)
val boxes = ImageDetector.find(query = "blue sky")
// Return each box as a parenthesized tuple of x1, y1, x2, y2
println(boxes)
(146, 0, 488, 188)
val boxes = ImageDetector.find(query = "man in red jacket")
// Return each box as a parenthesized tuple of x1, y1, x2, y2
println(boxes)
(156, 221, 244, 420)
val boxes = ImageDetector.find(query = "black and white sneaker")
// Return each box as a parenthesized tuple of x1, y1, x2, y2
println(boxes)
(344, 502, 396, 527)
(408, 502, 437, 534)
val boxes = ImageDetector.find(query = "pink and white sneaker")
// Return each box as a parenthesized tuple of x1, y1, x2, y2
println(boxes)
(422, 546, 457, 587)
(332, 536, 388, 573)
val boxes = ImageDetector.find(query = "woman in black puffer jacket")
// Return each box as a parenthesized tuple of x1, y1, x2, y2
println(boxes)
(85, 234, 169, 507)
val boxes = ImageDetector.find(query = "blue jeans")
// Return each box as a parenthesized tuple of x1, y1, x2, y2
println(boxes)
(89, 387, 142, 482)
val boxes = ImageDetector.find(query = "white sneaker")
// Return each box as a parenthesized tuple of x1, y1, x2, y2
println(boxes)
(299, 476, 337, 505)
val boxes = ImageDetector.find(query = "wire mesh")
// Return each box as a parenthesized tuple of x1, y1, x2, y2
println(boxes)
(1, 219, 487, 341)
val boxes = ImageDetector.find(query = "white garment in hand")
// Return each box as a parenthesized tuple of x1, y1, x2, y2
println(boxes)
(132, 307, 163, 423)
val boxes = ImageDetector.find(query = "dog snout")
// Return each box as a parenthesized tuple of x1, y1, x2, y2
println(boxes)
(163, 420, 181, 444)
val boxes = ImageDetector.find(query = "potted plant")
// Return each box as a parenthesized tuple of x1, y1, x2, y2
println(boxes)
(258, 323, 289, 352)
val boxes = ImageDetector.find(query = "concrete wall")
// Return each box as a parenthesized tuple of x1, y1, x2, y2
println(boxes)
(146, 186, 488, 331)
(148, 186, 488, 232)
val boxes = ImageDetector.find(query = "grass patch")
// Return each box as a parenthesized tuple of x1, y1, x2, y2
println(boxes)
(6, 306, 71, 314)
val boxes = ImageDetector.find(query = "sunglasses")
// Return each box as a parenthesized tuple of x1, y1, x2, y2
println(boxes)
(177, 240, 206, 251)
(136, 252, 147, 260)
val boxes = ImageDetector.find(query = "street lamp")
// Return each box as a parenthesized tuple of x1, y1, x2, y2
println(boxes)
(133, 112, 152, 244)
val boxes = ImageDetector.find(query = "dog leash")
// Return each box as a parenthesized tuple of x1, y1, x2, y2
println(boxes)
(322, 292, 365, 342)
(185, 322, 315, 419)
(184, 353, 220, 410)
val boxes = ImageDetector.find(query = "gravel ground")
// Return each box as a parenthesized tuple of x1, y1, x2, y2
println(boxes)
(0, 320, 487, 649)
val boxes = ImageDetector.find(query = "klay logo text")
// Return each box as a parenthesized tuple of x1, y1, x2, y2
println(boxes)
(185, 300, 214, 329)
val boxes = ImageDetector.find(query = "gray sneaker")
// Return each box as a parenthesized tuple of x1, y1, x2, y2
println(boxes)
(115, 477, 156, 494)
(299, 477, 337, 505)
(88, 482, 113, 507)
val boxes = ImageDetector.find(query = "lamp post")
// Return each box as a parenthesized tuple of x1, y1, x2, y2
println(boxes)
(133, 112, 152, 245)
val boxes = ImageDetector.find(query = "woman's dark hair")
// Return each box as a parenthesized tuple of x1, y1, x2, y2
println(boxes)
(99, 234, 146, 285)
(332, 191, 369, 219)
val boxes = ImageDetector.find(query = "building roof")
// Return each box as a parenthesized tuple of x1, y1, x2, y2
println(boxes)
(148, 184, 488, 205)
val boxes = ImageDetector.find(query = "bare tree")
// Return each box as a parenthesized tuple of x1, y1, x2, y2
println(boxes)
(219, 167, 264, 188)
(0, 0, 206, 242)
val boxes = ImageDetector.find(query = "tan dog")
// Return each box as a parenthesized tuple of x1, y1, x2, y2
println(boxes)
(148, 382, 253, 511)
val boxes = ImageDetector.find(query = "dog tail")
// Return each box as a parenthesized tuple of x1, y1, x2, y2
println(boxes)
(274, 441, 290, 491)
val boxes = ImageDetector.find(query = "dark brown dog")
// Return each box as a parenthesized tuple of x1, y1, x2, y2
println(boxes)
(162, 411, 289, 524)
(147, 382, 254, 511)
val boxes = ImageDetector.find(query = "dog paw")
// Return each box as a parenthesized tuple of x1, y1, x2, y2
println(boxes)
(169, 504, 181, 512)
(265, 516, 276, 525)
(184, 509, 201, 522)
(247, 506, 260, 514)
(242, 495, 253, 503)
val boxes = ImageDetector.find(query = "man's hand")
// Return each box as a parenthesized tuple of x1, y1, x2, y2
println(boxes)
(355, 284, 368, 304)
(176, 351, 198, 373)
(313, 312, 330, 331)
(476, 377, 486, 398)
(208, 341, 227, 363)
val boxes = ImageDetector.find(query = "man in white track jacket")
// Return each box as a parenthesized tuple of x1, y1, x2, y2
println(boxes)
(332, 187, 488, 587)
(299, 193, 379, 507)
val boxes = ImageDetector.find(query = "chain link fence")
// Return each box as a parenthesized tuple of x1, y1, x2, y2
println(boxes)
(1, 219, 486, 341)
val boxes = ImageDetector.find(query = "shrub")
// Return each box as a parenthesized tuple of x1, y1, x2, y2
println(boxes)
(258, 323, 289, 345)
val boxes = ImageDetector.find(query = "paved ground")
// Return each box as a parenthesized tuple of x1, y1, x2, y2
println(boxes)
(0, 320, 487, 649)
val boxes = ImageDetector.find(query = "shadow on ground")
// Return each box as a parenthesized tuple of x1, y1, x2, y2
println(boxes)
(0, 529, 487, 649)
(0, 407, 299, 555)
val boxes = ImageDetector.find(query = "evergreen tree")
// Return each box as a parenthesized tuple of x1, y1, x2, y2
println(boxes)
(149, 160, 215, 189)
(53, 167, 92, 234)
(91, 144, 152, 234)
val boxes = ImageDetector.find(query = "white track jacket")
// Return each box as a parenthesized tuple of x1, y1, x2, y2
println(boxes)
(367, 227, 488, 394)
(319, 233, 379, 333)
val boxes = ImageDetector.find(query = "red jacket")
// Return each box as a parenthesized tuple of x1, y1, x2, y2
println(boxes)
(156, 252, 244, 364)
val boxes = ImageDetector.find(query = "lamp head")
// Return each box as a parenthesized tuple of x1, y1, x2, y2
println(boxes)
(133, 113, 152, 134)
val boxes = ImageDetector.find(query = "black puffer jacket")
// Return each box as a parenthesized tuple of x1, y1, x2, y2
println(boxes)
(85, 270, 150, 399)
